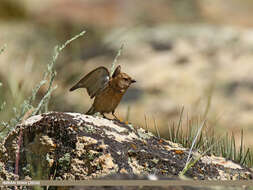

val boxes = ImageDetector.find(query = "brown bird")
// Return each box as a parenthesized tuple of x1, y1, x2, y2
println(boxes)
(69, 65, 136, 119)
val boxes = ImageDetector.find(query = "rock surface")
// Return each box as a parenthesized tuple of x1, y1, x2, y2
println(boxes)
(0, 112, 252, 181)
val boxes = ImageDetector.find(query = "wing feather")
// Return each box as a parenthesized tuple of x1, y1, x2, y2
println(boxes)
(69, 66, 110, 98)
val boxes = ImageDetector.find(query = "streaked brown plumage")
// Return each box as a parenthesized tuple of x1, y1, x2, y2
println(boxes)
(69, 65, 136, 119)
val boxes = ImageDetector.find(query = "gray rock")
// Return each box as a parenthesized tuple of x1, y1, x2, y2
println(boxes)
(0, 112, 252, 181)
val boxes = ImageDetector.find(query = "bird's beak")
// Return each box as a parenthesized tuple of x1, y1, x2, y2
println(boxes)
(131, 79, 136, 83)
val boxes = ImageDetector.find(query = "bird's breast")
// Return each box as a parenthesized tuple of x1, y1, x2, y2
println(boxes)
(93, 86, 125, 113)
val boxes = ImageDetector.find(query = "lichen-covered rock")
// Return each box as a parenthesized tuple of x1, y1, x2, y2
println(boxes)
(0, 112, 252, 180)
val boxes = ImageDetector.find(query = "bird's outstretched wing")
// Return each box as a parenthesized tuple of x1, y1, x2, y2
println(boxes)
(69, 66, 110, 98)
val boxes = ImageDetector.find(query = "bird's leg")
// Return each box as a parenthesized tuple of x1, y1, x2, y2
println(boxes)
(101, 113, 110, 120)
(112, 110, 120, 121)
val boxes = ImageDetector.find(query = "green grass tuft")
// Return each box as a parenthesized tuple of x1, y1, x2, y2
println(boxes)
(0, 31, 86, 141)
(166, 107, 253, 169)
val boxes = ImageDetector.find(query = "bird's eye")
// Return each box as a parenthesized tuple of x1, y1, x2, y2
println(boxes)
(123, 78, 128, 81)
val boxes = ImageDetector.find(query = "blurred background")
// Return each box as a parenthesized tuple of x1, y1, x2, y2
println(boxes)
(1, 0, 253, 148)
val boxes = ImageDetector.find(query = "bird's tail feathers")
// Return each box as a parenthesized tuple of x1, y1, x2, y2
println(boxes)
(86, 105, 96, 115)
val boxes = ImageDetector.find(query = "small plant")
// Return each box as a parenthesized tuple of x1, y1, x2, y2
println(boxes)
(0, 44, 6, 115)
(110, 43, 124, 76)
(166, 107, 253, 169)
(0, 31, 86, 141)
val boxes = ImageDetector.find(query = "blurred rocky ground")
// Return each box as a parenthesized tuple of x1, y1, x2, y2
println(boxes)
(1, 0, 253, 147)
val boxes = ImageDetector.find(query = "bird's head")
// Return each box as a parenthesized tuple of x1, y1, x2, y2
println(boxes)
(111, 65, 136, 92)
